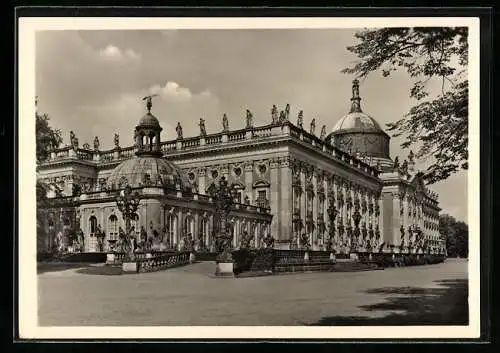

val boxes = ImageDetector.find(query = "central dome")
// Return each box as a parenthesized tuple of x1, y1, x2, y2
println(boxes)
(325, 79, 392, 167)
(331, 111, 383, 133)
(106, 156, 192, 191)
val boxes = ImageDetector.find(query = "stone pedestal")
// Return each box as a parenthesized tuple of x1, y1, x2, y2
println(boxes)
(189, 252, 196, 263)
(122, 261, 138, 273)
(215, 262, 234, 277)
(106, 253, 115, 265)
(304, 251, 309, 261)
(329, 252, 336, 261)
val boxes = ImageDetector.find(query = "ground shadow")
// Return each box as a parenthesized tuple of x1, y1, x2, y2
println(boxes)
(308, 279, 468, 326)
(37, 262, 94, 274)
(75, 266, 124, 276)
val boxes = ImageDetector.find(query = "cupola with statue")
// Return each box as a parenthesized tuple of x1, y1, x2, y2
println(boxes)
(326, 79, 393, 171)
(106, 95, 191, 191)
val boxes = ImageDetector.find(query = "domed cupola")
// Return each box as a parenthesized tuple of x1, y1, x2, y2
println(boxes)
(326, 79, 392, 169)
(106, 95, 191, 191)
(135, 95, 163, 158)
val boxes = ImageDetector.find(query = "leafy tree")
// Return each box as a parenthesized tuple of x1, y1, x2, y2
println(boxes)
(439, 213, 468, 258)
(36, 111, 62, 163)
(343, 27, 468, 185)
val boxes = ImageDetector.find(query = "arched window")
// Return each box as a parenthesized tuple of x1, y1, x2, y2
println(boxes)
(183, 215, 193, 237)
(318, 196, 325, 214)
(165, 214, 176, 248)
(200, 218, 208, 248)
(89, 216, 97, 237)
(306, 191, 314, 212)
(108, 215, 119, 241)
(293, 189, 301, 212)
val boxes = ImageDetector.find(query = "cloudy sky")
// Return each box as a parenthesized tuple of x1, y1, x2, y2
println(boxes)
(35, 29, 468, 222)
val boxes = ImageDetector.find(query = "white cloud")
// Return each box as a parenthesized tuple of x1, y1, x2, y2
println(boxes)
(148, 81, 214, 103)
(99, 44, 141, 62)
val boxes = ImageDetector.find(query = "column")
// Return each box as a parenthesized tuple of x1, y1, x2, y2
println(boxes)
(392, 192, 402, 247)
(270, 158, 280, 239)
(209, 213, 214, 251)
(244, 162, 253, 204)
(194, 212, 200, 250)
(300, 165, 306, 238)
(323, 174, 329, 245)
(177, 208, 183, 251)
(280, 157, 292, 243)
(312, 171, 318, 249)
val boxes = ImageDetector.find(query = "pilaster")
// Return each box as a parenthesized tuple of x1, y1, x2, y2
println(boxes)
(279, 157, 292, 242)
(270, 158, 280, 239)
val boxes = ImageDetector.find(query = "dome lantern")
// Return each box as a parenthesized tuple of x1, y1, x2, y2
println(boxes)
(135, 94, 163, 157)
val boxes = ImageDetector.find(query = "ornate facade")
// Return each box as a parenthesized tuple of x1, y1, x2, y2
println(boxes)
(37, 81, 445, 255)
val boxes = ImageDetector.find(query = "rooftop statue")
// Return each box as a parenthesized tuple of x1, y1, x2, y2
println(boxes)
(199, 117, 207, 137)
(279, 110, 286, 123)
(285, 103, 290, 121)
(83, 142, 90, 150)
(246, 109, 254, 129)
(297, 110, 304, 129)
(310, 118, 316, 135)
(320, 125, 327, 140)
(271, 104, 279, 124)
(114, 133, 120, 148)
(69, 131, 79, 150)
(176, 122, 183, 139)
(142, 94, 158, 113)
(93, 136, 100, 150)
(222, 113, 229, 132)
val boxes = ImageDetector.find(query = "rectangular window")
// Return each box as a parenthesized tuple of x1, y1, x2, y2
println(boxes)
(258, 190, 266, 201)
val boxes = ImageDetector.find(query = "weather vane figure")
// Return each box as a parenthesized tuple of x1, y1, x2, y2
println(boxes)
(142, 94, 159, 113)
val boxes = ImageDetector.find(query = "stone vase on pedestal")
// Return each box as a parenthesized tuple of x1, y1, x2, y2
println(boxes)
(304, 251, 310, 261)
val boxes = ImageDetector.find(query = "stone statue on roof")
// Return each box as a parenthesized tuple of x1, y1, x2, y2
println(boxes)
(222, 113, 229, 132)
(114, 133, 120, 148)
(271, 105, 279, 124)
(93, 136, 100, 151)
(310, 118, 316, 135)
(246, 109, 254, 129)
(199, 117, 207, 137)
(279, 110, 286, 123)
(320, 125, 327, 140)
(285, 104, 290, 121)
(142, 94, 158, 113)
(176, 122, 183, 140)
(297, 110, 304, 129)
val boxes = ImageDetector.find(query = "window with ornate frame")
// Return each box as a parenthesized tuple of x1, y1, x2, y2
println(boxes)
(108, 215, 119, 241)
(89, 216, 97, 237)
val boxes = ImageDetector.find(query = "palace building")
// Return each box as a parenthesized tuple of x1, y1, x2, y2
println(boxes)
(36, 80, 446, 256)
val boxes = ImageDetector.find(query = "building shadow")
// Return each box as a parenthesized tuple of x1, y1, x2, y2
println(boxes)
(37, 262, 93, 274)
(308, 279, 468, 326)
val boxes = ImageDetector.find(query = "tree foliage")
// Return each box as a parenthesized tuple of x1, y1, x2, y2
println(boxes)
(36, 111, 62, 163)
(343, 27, 468, 184)
(439, 213, 468, 258)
